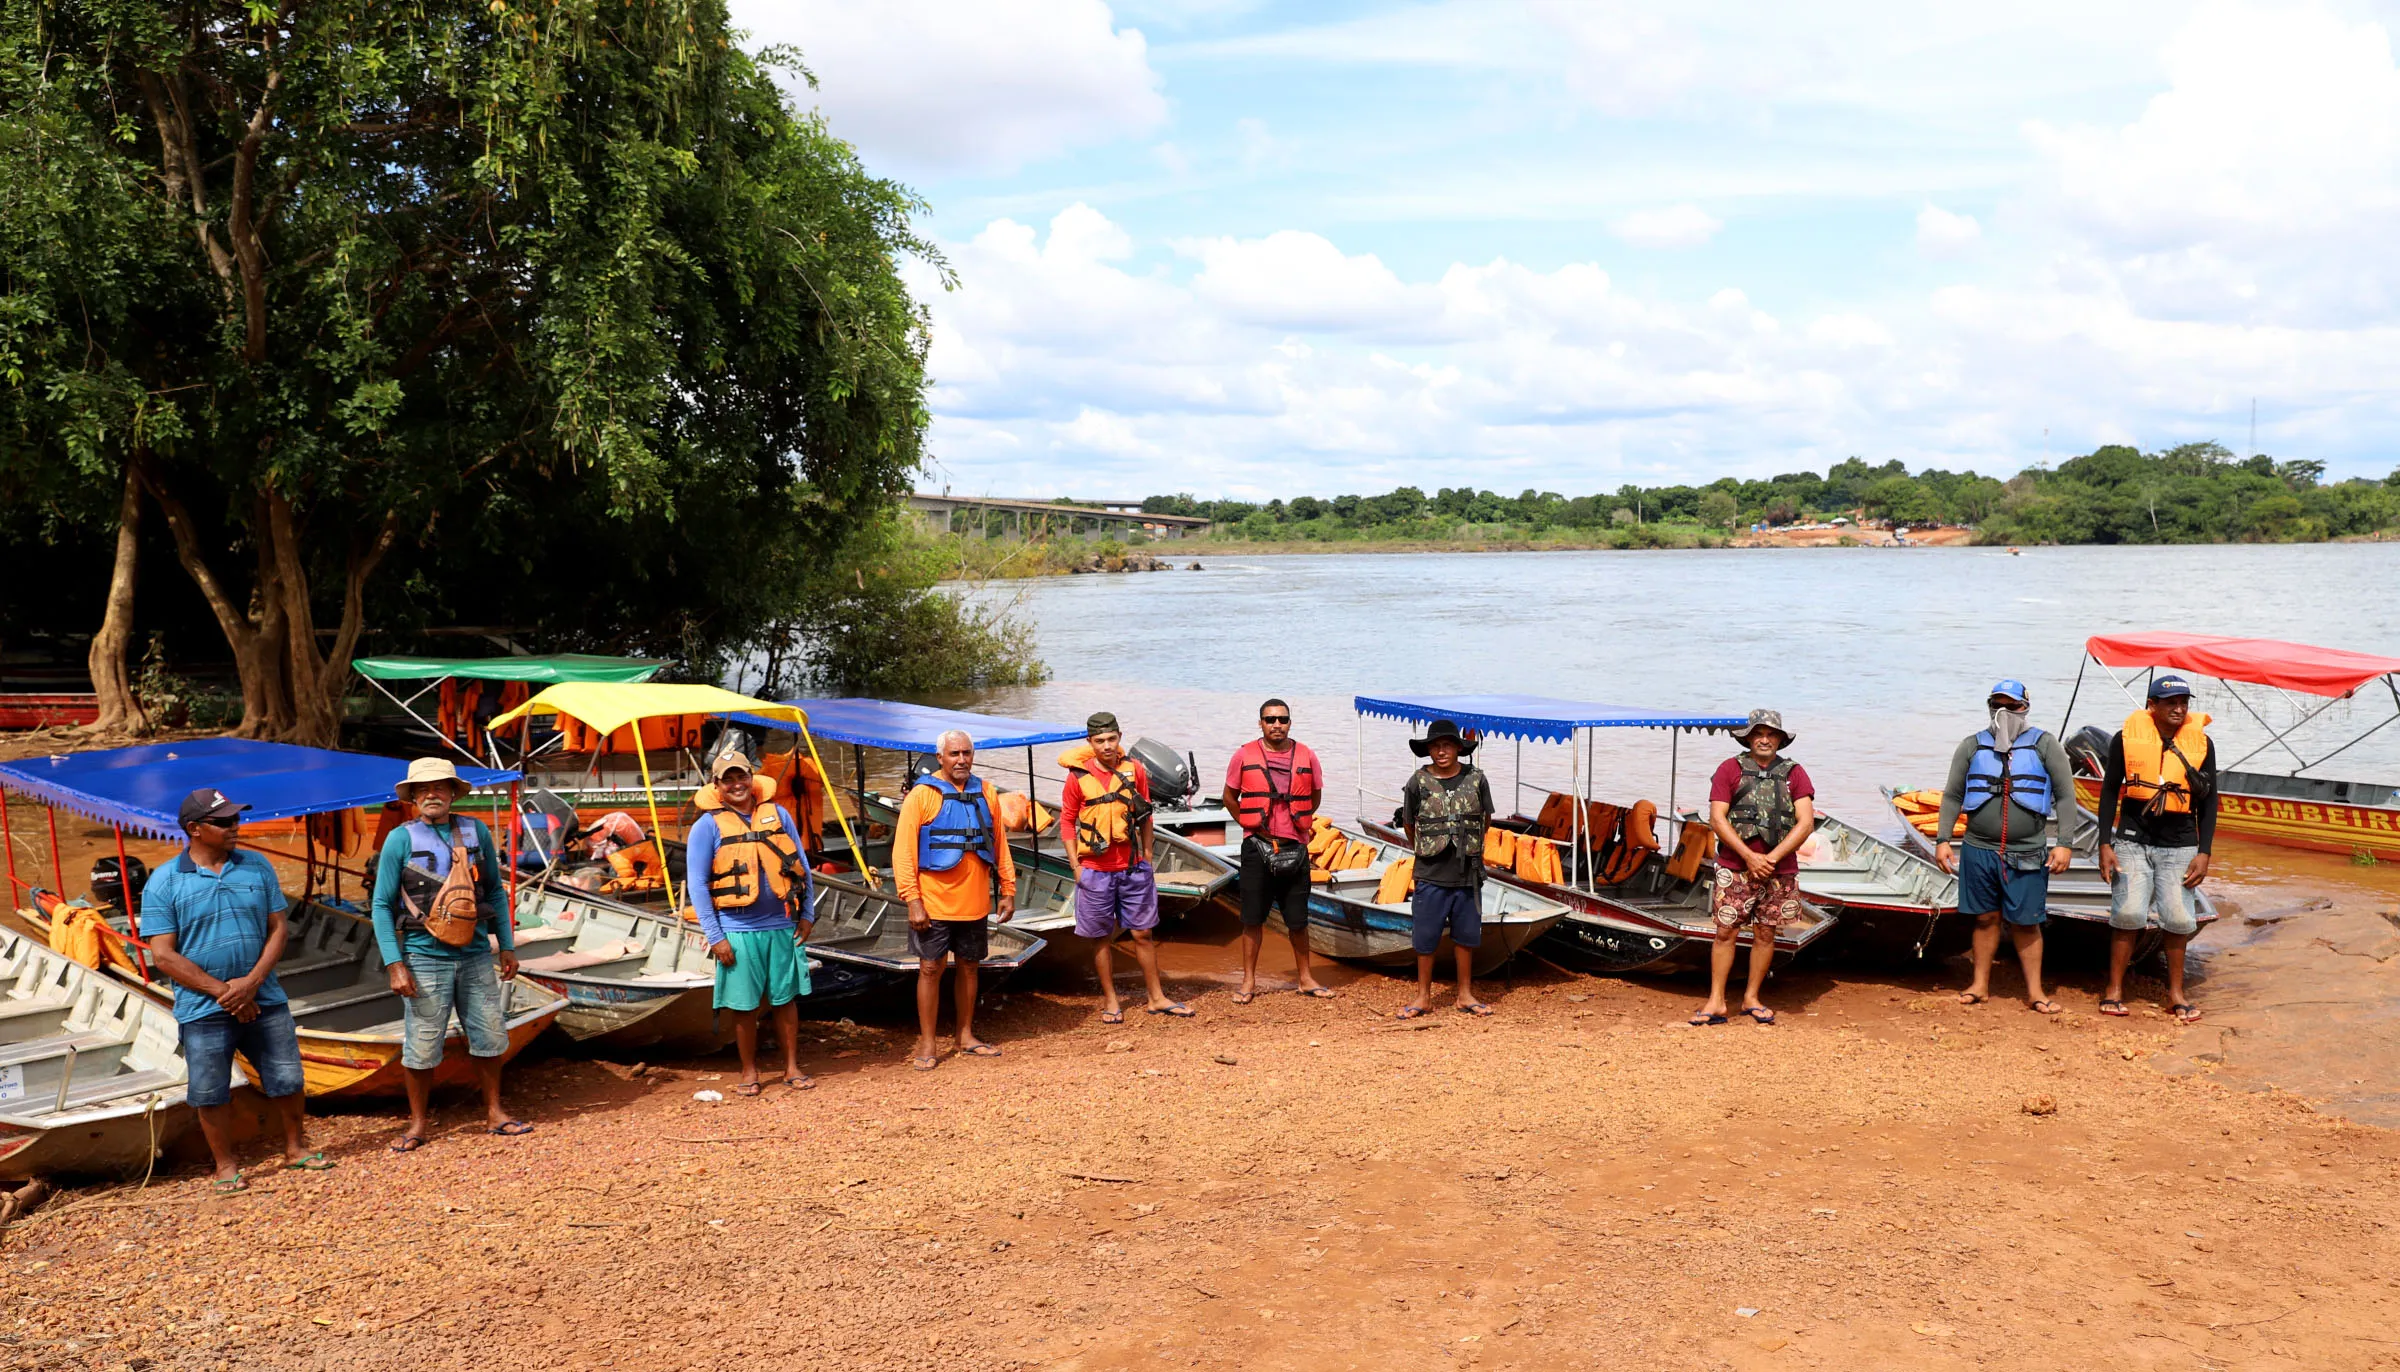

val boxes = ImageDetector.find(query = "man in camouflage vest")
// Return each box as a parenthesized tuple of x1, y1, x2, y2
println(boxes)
(1693, 710, 1816, 1027)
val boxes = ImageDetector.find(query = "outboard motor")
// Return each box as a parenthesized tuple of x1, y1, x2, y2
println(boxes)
(2064, 724, 2113, 778)
(90, 855, 150, 921)
(704, 723, 766, 774)
(1128, 736, 1197, 807)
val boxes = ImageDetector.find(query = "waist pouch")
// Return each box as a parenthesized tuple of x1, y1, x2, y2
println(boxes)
(1245, 833, 1308, 881)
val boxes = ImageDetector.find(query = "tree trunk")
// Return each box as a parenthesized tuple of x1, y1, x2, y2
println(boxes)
(81, 463, 152, 737)
(263, 487, 398, 748)
(138, 458, 292, 738)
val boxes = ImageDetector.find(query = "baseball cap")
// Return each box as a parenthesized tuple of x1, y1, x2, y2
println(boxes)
(178, 788, 251, 828)
(710, 749, 755, 778)
(1086, 711, 1121, 738)
(1987, 679, 2030, 704)
(2147, 674, 2194, 700)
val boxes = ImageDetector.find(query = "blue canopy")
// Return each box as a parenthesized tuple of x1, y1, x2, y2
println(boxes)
(1354, 694, 1749, 745)
(726, 698, 1085, 753)
(0, 739, 519, 843)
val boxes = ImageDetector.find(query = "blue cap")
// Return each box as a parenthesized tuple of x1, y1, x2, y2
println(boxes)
(2147, 673, 2194, 700)
(1988, 679, 2030, 703)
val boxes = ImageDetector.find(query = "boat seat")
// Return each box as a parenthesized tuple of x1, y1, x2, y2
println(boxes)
(520, 940, 647, 974)
(0, 1028, 122, 1070)
(0, 995, 76, 1025)
(283, 984, 398, 1018)
(52, 1066, 184, 1113)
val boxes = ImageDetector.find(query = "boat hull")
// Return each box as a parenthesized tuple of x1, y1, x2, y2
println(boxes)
(1260, 823, 1567, 977)
(2072, 775, 2400, 863)
(0, 1101, 193, 1182)
(797, 874, 1046, 1018)
(281, 987, 561, 1100)
(510, 885, 724, 1052)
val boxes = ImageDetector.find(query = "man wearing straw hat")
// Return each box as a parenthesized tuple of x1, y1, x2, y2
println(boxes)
(685, 749, 815, 1093)
(1693, 710, 1816, 1027)
(371, 758, 528, 1152)
(1398, 719, 1496, 1019)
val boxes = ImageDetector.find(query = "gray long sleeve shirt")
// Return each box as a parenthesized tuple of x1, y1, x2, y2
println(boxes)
(1934, 729, 2074, 856)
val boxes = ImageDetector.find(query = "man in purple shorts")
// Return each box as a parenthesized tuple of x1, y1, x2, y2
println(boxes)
(1059, 711, 1192, 1023)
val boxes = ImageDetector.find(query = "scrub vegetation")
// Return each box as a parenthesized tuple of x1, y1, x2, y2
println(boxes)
(0, 1, 1038, 736)
(1145, 444, 2400, 549)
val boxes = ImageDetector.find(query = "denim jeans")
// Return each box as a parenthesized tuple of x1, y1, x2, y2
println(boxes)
(2108, 841, 2200, 936)
(400, 951, 509, 1069)
(180, 1002, 305, 1106)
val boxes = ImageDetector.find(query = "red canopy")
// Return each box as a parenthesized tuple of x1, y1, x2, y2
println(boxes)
(2086, 632, 2400, 699)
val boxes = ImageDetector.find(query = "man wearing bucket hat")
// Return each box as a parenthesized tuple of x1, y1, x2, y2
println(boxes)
(1935, 680, 2075, 1015)
(1398, 719, 1497, 1018)
(371, 758, 527, 1151)
(685, 749, 815, 1092)
(1692, 710, 1816, 1027)
(2094, 674, 2218, 1024)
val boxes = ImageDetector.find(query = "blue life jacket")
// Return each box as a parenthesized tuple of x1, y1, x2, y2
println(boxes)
(403, 817, 483, 878)
(1963, 727, 2054, 818)
(914, 776, 996, 873)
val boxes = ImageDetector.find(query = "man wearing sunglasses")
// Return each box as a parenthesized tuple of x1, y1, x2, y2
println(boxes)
(1221, 699, 1333, 1004)
(140, 789, 322, 1190)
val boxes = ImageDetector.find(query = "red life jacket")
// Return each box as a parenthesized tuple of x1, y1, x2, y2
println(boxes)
(1230, 739, 1320, 836)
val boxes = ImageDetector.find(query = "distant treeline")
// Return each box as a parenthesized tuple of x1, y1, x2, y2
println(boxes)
(1134, 444, 2400, 546)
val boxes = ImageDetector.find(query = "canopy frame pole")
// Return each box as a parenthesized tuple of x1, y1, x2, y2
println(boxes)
(108, 823, 150, 982)
(2218, 680, 2335, 772)
(1026, 744, 1040, 879)
(505, 781, 520, 925)
(1514, 738, 1523, 814)
(629, 729, 679, 915)
(364, 674, 486, 769)
(2288, 698, 2400, 776)
(1, 784, 18, 900)
(1668, 728, 1681, 819)
(807, 726, 875, 889)
(46, 803, 62, 894)
(1355, 712, 1364, 823)
(1571, 727, 1585, 888)
(2058, 655, 2091, 735)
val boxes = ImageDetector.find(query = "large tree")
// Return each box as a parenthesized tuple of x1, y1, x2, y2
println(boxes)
(2, 0, 935, 742)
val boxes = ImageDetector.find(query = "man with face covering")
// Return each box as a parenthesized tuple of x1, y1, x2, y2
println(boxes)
(1934, 680, 2075, 1015)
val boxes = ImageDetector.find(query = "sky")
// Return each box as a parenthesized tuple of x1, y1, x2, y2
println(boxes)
(727, 0, 2400, 498)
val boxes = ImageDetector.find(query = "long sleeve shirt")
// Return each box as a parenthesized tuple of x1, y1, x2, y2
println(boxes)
(1935, 729, 2075, 857)
(2096, 732, 2218, 854)
(685, 803, 810, 946)
(892, 779, 1018, 921)
(370, 816, 511, 964)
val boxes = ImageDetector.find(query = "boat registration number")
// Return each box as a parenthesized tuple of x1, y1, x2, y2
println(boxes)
(0, 1065, 21, 1102)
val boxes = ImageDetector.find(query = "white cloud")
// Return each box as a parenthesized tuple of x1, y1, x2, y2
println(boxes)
(1916, 204, 1983, 256)
(1612, 204, 1722, 248)
(733, 0, 1166, 175)
(1185, 231, 1423, 331)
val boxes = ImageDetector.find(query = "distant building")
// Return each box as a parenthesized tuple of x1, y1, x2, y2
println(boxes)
(905, 493, 1212, 541)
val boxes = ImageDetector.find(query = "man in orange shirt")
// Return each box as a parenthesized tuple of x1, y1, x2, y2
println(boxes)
(895, 730, 1017, 1071)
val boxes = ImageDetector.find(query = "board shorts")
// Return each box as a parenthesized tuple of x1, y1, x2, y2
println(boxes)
(2108, 841, 2201, 936)
(401, 950, 510, 1069)
(1711, 868, 1800, 932)
(1410, 883, 1481, 954)
(181, 1002, 305, 1107)
(1074, 861, 1159, 938)
(909, 917, 992, 964)
(1958, 844, 2049, 926)
(713, 927, 809, 1011)
(1238, 837, 1312, 930)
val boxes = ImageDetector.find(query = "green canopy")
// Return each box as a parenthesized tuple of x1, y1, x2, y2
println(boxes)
(351, 654, 665, 684)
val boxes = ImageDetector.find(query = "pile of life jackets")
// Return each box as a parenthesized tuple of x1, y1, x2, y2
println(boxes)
(1890, 789, 1967, 839)
(993, 789, 1054, 835)
(594, 808, 670, 896)
(436, 680, 532, 753)
(1484, 826, 1569, 886)
(1306, 816, 1376, 881)
(35, 891, 140, 975)
(557, 713, 709, 757)
(304, 806, 368, 858)
(1526, 791, 1710, 885)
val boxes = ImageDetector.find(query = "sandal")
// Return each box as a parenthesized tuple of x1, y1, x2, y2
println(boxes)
(1686, 1012, 1728, 1027)
(389, 1134, 428, 1154)
(734, 1081, 763, 1097)
(211, 1174, 247, 1194)
(2172, 1003, 2203, 1024)
(2098, 999, 2130, 1017)
(962, 1044, 1002, 1058)
(2029, 999, 2064, 1016)
(1456, 1001, 1494, 1018)
(488, 1120, 536, 1136)
(1230, 991, 1256, 1006)
(1147, 1003, 1196, 1018)
(282, 1150, 336, 1171)
(1098, 1010, 1125, 1025)
(1298, 987, 1338, 999)
(784, 1074, 817, 1089)
(1745, 1007, 1776, 1025)
(1395, 1005, 1431, 1020)
(1957, 991, 1988, 1006)
(911, 1055, 940, 1072)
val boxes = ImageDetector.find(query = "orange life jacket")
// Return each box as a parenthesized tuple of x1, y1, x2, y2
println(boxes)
(2120, 709, 2212, 816)
(1072, 760, 1149, 857)
(1229, 739, 1319, 835)
(696, 788, 803, 908)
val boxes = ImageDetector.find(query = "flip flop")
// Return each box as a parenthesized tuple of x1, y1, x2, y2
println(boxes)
(1231, 991, 1256, 1005)
(734, 1081, 763, 1097)
(211, 1174, 247, 1194)
(1147, 1003, 1196, 1018)
(488, 1120, 536, 1136)
(1685, 1012, 1728, 1027)
(1098, 1010, 1125, 1025)
(1957, 991, 1988, 1006)
(962, 1044, 1003, 1057)
(2029, 999, 2064, 1016)
(2172, 1003, 2203, 1024)
(282, 1150, 336, 1171)
(1395, 1005, 1431, 1020)
(1298, 987, 1338, 999)
(1456, 1002, 1494, 1017)
(1745, 1007, 1776, 1025)
(389, 1134, 428, 1154)
(2098, 999, 2130, 1017)
(911, 1055, 940, 1071)
(784, 1074, 817, 1089)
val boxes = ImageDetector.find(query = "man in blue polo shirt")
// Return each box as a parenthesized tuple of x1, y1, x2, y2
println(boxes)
(141, 788, 324, 1190)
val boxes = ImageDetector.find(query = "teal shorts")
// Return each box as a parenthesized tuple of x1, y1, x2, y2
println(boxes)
(713, 927, 809, 1011)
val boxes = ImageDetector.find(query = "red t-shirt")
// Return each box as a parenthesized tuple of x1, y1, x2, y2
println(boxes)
(1708, 756, 1816, 876)
(1222, 740, 1319, 843)
(1058, 759, 1151, 872)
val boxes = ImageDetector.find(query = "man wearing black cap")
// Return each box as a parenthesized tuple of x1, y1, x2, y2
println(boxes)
(1935, 679, 2074, 1014)
(1398, 719, 1496, 1018)
(139, 789, 322, 1189)
(2095, 674, 2217, 1023)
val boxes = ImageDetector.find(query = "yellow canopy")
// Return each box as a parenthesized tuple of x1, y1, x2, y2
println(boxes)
(487, 683, 805, 736)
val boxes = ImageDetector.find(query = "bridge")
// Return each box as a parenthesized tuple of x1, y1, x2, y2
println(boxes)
(905, 493, 1212, 541)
